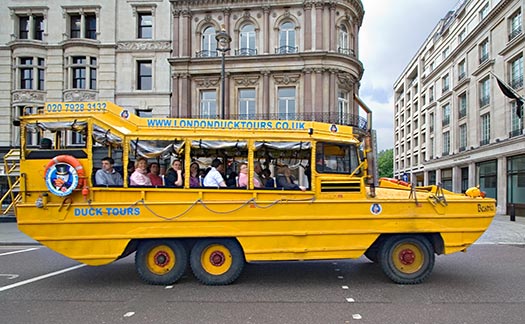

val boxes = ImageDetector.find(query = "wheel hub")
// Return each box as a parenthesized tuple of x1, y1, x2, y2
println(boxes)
(209, 251, 226, 266)
(398, 249, 415, 265)
(154, 251, 170, 267)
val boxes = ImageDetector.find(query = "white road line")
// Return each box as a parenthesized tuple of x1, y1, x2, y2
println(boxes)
(0, 247, 40, 257)
(0, 264, 86, 292)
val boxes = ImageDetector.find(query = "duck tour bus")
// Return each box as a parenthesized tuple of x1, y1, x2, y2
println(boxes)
(12, 100, 496, 286)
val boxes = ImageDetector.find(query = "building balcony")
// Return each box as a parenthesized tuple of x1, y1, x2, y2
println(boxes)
(195, 50, 218, 58)
(275, 46, 298, 54)
(511, 76, 523, 89)
(235, 48, 257, 56)
(509, 27, 522, 41)
(337, 47, 355, 56)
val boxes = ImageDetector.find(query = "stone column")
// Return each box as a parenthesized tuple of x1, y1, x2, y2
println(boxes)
(314, 68, 323, 112)
(303, 2, 312, 51)
(303, 68, 313, 114)
(180, 73, 190, 117)
(329, 69, 336, 112)
(329, 3, 336, 51)
(181, 9, 191, 57)
(452, 165, 461, 192)
(171, 74, 179, 117)
(263, 6, 270, 54)
(172, 10, 180, 57)
(497, 156, 507, 213)
(315, 2, 323, 50)
(468, 162, 476, 187)
(262, 70, 270, 115)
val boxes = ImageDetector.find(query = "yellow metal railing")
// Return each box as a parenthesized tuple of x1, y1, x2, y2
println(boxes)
(1, 149, 21, 216)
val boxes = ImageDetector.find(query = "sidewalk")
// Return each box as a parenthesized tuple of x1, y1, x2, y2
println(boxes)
(0, 214, 524, 246)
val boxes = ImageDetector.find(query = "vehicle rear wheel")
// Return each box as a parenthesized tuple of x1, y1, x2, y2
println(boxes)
(379, 235, 435, 284)
(190, 239, 245, 285)
(135, 239, 188, 285)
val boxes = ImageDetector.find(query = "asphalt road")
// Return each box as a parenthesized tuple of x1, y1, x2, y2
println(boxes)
(0, 244, 524, 324)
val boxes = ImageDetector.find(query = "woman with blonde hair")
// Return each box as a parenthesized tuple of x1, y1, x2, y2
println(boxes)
(276, 165, 306, 191)
(130, 157, 152, 186)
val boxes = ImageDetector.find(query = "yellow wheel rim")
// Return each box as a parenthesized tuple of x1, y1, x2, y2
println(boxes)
(146, 245, 176, 275)
(392, 242, 424, 274)
(200, 244, 232, 275)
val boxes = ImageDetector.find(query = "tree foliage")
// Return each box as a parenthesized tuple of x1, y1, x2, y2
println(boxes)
(377, 149, 393, 178)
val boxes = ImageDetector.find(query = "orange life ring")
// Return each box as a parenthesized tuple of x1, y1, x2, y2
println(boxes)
(44, 155, 86, 196)
(380, 177, 410, 187)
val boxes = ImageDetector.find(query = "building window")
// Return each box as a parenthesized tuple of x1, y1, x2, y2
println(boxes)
(458, 28, 466, 43)
(429, 137, 434, 159)
(442, 168, 452, 191)
(200, 90, 217, 118)
(68, 11, 97, 39)
(442, 103, 450, 126)
(238, 88, 256, 119)
(510, 55, 523, 89)
(479, 39, 489, 64)
(429, 112, 435, 133)
(137, 60, 152, 90)
(507, 155, 525, 205)
(138, 13, 152, 39)
(338, 90, 349, 123)
(429, 86, 434, 102)
(478, 160, 497, 199)
(459, 124, 467, 151)
(461, 167, 469, 193)
(442, 131, 450, 156)
(278, 87, 296, 119)
(69, 56, 96, 90)
(481, 113, 490, 145)
(458, 60, 466, 81)
(458, 93, 467, 118)
(442, 74, 450, 93)
(479, 77, 490, 107)
(17, 14, 45, 40)
(510, 101, 522, 138)
(479, 2, 489, 21)
(442, 47, 449, 60)
(200, 26, 217, 57)
(277, 21, 297, 54)
(338, 24, 353, 55)
(18, 57, 45, 90)
(237, 24, 256, 56)
(509, 9, 522, 41)
(135, 109, 152, 117)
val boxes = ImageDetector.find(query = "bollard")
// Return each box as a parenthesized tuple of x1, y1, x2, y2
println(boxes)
(509, 203, 516, 222)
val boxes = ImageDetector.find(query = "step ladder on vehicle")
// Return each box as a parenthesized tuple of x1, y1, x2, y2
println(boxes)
(1, 149, 21, 216)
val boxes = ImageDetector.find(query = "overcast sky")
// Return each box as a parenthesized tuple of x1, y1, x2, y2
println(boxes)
(359, 0, 459, 151)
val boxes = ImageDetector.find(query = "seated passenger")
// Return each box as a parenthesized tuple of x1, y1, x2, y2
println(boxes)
(262, 168, 275, 188)
(276, 165, 306, 191)
(227, 171, 238, 188)
(189, 162, 201, 188)
(237, 163, 248, 188)
(40, 138, 53, 149)
(130, 157, 152, 186)
(147, 162, 163, 187)
(203, 158, 226, 188)
(165, 159, 184, 188)
(95, 157, 123, 186)
(253, 161, 264, 188)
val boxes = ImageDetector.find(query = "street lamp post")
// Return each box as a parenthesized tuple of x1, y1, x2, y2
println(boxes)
(215, 26, 231, 119)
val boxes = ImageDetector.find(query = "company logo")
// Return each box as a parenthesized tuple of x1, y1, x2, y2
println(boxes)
(330, 124, 339, 133)
(477, 204, 495, 213)
(45, 163, 79, 196)
(120, 109, 130, 119)
(370, 203, 382, 215)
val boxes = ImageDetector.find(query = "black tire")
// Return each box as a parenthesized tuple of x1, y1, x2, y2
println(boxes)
(379, 235, 435, 284)
(135, 239, 188, 285)
(190, 239, 245, 285)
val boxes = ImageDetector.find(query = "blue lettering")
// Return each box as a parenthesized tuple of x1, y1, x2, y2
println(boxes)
(134, 208, 140, 215)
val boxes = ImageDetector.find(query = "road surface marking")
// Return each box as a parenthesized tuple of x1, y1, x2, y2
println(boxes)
(0, 264, 86, 292)
(0, 274, 19, 280)
(346, 297, 355, 302)
(0, 247, 40, 257)
(352, 314, 362, 319)
(123, 312, 135, 317)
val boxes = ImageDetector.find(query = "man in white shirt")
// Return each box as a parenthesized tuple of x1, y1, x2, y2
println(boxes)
(203, 158, 226, 187)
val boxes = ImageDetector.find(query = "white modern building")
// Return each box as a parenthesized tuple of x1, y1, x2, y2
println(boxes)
(394, 0, 524, 215)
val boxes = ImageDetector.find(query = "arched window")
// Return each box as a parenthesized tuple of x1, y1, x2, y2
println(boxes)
(238, 24, 256, 56)
(338, 24, 352, 55)
(200, 26, 217, 57)
(278, 22, 296, 54)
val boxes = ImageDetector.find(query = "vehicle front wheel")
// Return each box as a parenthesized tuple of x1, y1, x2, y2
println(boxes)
(190, 239, 245, 285)
(135, 239, 188, 285)
(379, 235, 435, 284)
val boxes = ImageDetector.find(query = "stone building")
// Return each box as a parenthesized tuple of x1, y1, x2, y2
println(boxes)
(0, 0, 365, 151)
(393, 0, 524, 214)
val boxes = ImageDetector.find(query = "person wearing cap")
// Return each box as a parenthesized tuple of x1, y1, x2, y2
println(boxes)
(95, 157, 123, 186)
(203, 158, 226, 187)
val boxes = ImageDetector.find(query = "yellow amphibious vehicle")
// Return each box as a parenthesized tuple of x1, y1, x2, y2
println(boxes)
(12, 100, 496, 285)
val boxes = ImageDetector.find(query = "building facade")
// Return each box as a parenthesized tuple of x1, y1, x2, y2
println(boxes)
(394, 0, 524, 214)
(0, 0, 365, 151)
